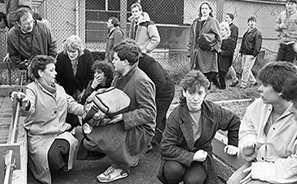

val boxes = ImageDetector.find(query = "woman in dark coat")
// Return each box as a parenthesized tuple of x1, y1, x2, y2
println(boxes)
(55, 35, 94, 128)
(80, 60, 114, 104)
(157, 70, 240, 184)
(188, 1, 221, 86)
(216, 21, 236, 89)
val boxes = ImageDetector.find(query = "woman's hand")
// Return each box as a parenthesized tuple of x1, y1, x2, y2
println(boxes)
(224, 145, 239, 155)
(11, 91, 30, 110)
(193, 150, 207, 162)
(91, 75, 104, 89)
(242, 142, 256, 161)
(109, 114, 123, 124)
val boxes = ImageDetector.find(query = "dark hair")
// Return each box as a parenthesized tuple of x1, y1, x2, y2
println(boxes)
(287, 0, 297, 4)
(226, 13, 234, 20)
(257, 61, 297, 93)
(131, 3, 142, 11)
(14, 7, 33, 23)
(283, 76, 297, 101)
(33, 12, 42, 21)
(247, 16, 257, 22)
(0, 12, 8, 27)
(29, 55, 56, 79)
(199, 1, 214, 18)
(108, 17, 120, 27)
(91, 60, 114, 87)
(112, 40, 141, 65)
(179, 70, 210, 104)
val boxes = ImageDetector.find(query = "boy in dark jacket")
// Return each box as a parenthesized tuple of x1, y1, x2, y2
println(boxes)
(239, 16, 262, 89)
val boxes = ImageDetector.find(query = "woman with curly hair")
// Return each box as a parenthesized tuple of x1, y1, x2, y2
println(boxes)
(80, 60, 114, 104)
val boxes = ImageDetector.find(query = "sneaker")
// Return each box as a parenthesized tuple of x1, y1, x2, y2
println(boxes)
(230, 80, 239, 87)
(250, 82, 258, 87)
(240, 85, 246, 89)
(97, 166, 128, 183)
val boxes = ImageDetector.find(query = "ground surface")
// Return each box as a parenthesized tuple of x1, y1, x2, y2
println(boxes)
(27, 80, 260, 184)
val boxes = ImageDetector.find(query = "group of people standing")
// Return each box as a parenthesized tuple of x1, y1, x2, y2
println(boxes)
(4, 0, 297, 184)
(188, 1, 263, 90)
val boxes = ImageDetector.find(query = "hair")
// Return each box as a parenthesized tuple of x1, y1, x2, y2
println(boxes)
(108, 17, 120, 27)
(198, 1, 214, 18)
(14, 7, 33, 23)
(287, 0, 297, 3)
(247, 16, 257, 22)
(0, 12, 8, 27)
(131, 3, 142, 11)
(283, 76, 297, 102)
(226, 13, 234, 20)
(33, 12, 42, 21)
(112, 40, 141, 65)
(257, 61, 297, 93)
(91, 60, 114, 88)
(179, 70, 210, 104)
(63, 35, 84, 56)
(220, 21, 231, 37)
(29, 55, 56, 79)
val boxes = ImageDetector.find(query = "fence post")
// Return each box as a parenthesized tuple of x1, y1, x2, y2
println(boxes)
(216, 0, 224, 22)
(120, 0, 127, 34)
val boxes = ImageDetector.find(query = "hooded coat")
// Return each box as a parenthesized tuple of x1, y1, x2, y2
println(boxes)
(129, 12, 160, 53)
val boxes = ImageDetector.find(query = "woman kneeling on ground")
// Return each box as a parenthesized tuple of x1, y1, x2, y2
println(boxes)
(157, 70, 240, 184)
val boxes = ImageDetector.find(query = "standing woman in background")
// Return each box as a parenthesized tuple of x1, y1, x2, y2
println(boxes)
(105, 17, 125, 62)
(188, 1, 221, 88)
(56, 35, 94, 128)
(214, 21, 236, 89)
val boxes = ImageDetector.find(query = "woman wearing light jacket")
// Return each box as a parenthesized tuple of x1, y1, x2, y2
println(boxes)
(12, 55, 85, 184)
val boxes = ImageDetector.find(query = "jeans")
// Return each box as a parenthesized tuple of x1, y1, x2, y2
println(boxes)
(276, 43, 296, 63)
(228, 65, 238, 81)
(241, 54, 257, 87)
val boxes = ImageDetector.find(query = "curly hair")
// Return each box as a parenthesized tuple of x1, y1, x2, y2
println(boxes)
(91, 60, 114, 87)
(179, 70, 210, 104)
(29, 55, 56, 79)
(63, 35, 84, 56)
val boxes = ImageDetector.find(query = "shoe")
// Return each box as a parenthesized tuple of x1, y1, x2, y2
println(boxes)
(132, 160, 139, 168)
(240, 85, 246, 89)
(250, 82, 258, 87)
(230, 80, 239, 87)
(97, 166, 128, 183)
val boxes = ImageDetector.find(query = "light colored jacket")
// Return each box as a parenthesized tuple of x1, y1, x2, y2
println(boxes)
(276, 10, 297, 44)
(129, 12, 160, 53)
(239, 98, 297, 183)
(23, 82, 84, 184)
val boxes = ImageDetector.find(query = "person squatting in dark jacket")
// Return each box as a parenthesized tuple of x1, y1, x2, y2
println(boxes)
(157, 70, 240, 184)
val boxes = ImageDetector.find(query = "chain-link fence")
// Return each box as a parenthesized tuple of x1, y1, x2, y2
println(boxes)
(0, 0, 286, 85)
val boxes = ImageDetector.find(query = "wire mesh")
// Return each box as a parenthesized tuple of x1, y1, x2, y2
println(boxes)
(0, 0, 289, 85)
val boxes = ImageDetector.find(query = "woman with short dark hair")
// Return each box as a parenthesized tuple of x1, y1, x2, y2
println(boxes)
(11, 55, 85, 184)
(158, 70, 240, 184)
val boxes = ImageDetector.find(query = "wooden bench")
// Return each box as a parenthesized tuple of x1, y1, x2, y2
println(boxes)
(212, 137, 245, 183)
(0, 60, 28, 184)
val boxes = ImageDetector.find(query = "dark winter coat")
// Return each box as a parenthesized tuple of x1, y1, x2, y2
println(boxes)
(218, 37, 236, 72)
(55, 49, 94, 96)
(158, 100, 240, 184)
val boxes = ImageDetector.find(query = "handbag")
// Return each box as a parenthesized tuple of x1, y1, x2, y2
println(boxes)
(82, 87, 131, 124)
